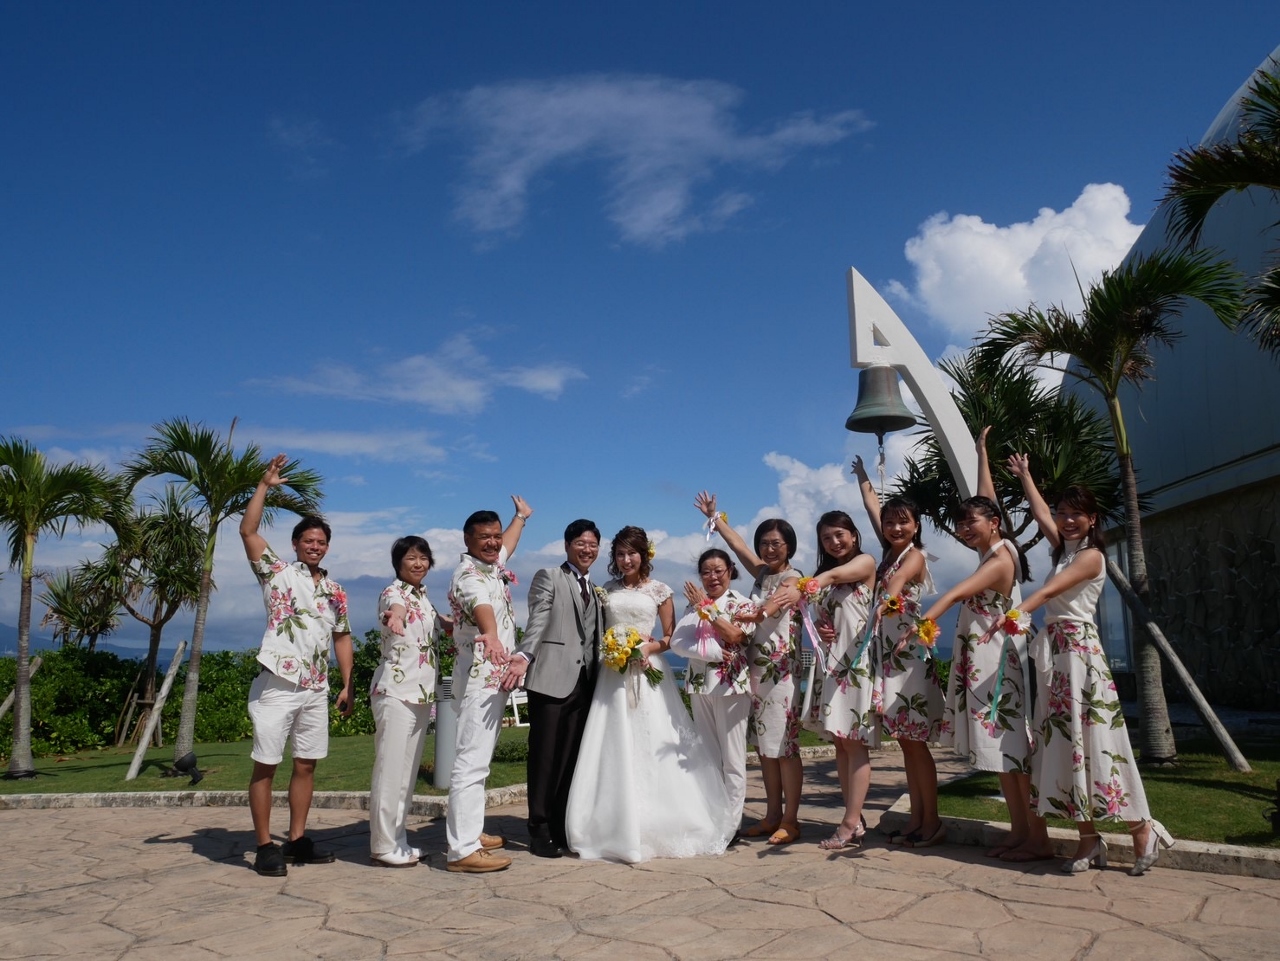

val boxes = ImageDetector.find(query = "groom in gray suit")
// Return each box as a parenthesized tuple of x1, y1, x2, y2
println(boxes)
(501, 519, 603, 858)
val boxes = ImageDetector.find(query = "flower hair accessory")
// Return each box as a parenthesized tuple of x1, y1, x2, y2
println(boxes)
(647, 540, 656, 560)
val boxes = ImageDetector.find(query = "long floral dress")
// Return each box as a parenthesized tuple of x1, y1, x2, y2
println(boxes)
(875, 545, 944, 743)
(803, 580, 878, 745)
(940, 540, 1031, 773)
(1030, 541, 1151, 822)
(747, 568, 803, 759)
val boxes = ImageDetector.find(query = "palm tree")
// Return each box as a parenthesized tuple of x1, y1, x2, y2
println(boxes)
(1164, 61, 1280, 355)
(38, 565, 121, 652)
(84, 486, 204, 714)
(0, 438, 112, 777)
(978, 248, 1242, 763)
(896, 351, 1123, 555)
(125, 419, 322, 762)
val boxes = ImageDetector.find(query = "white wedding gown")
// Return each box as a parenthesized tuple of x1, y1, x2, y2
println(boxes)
(565, 579, 737, 863)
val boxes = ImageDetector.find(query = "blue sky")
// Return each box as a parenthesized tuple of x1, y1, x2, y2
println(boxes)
(3, 3, 1278, 653)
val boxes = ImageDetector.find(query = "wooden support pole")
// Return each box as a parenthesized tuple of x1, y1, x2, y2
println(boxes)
(125, 640, 187, 782)
(1107, 558, 1251, 773)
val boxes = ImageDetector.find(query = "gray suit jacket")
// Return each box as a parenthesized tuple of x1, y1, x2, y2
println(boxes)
(517, 563, 603, 699)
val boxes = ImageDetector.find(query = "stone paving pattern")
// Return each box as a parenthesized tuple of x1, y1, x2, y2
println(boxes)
(3, 752, 1279, 960)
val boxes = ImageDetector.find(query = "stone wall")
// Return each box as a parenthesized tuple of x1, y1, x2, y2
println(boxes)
(1141, 478, 1280, 709)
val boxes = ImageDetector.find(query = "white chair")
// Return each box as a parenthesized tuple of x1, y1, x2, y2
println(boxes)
(508, 689, 530, 727)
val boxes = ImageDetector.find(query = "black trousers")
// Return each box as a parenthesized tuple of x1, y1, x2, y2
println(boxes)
(525, 666, 594, 846)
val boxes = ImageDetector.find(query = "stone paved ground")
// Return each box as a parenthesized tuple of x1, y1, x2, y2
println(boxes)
(3, 751, 1279, 960)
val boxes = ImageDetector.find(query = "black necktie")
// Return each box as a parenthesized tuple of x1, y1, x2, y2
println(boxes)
(577, 573, 590, 605)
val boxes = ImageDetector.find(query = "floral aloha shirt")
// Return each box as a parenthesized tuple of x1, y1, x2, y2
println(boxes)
(251, 545, 350, 691)
(447, 547, 518, 699)
(371, 579, 443, 704)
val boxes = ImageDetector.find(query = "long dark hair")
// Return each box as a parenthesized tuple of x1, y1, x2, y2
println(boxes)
(814, 510, 861, 576)
(877, 496, 923, 581)
(1051, 485, 1106, 564)
(608, 525, 652, 580)
(958, 495, 1028, 581)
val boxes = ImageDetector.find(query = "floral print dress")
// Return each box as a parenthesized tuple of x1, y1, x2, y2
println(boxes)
(747, 568, 803, 759)
(803, 580, 878, 745)
(940, 540, 1031, 773)
(875, 545, 944, 742)
(1030, 541, 1151, 822)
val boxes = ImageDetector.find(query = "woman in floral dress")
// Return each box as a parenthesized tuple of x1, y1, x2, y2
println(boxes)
(921, 430, 1047, 858)
(697, 492, 805, 845)
(852, 458, 944, 847)
(784, 510, 877, 850)
(1009, 455, 1173, 874)
(369, 535, 449, 867)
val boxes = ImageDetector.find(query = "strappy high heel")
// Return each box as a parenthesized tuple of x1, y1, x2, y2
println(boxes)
(1061, 833, 1107, 873)
(1128, 820, 1174, 876)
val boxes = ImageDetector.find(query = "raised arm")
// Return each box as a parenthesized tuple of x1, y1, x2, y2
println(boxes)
(695, 490, 766, 578)
(921, 551, 1014, 624)
(501, 495, 534, 558)
(851, 457, 885, 547)
(1008, 454, 1060, 552)
(976, 426, 997, 502)
(240, 453, 288, 563)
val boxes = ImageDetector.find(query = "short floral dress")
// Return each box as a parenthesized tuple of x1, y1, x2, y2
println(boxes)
(747, 568, 803, 759)
(875, 545, 944, 742)
(940, 540, 1031, 773)
(803, 580, 878, 745)
(1030, 541, 1151, 822)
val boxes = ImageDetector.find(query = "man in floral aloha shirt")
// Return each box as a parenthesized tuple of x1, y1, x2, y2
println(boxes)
(444, 498, 532, 873)
(240, 454, 354, 878)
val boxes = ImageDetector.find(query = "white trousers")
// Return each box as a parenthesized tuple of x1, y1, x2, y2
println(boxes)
(691, 692, 751, 823)
(369, 695, 430, 857)
(445, 684, 508, 862)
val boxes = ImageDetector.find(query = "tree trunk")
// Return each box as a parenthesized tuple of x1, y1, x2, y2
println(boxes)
(1117, 448, 1178, 763)
(173, 560, 213, 762)
(144, 603, 163, 704)
(6, 537, 37, 778)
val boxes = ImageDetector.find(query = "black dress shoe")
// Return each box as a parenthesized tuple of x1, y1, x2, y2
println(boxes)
(254, 842, 287, 877)
(529, 835, 563, 858)
(281, 835, 336, 864)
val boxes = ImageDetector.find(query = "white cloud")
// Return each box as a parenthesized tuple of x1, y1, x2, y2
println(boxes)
(241, 426, 447, 464)
(268, 117, 336, 179)
(269, 334, 586, 413)
(889, 182, 1144, 341)
(396, 75, 870, 247)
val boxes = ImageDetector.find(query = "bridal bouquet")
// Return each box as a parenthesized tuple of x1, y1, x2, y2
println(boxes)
(602, 626, 663, 687)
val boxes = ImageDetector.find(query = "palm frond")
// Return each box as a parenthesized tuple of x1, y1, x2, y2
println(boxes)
(0, 437, 114, 569)
(1242, 263, 1280, 357)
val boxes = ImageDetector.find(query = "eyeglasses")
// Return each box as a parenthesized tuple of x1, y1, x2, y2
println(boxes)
(700, 567, 729, 578)
(758, 539, 788, 549)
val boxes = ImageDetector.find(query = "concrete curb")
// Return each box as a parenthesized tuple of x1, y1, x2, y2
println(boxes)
(0, 783, 527, 819)
(879, 792, 1280, 879)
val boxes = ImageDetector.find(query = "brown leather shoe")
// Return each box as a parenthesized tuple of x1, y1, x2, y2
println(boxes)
(479, 832, 505, 850)
(446, 849, 512, 873)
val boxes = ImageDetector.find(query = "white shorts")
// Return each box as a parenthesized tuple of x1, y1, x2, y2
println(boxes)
(248, 671, 330, 764)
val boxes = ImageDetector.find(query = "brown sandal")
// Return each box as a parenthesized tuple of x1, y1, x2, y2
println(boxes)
(767, 822, 802, 845)
(742, 819, 781, 838)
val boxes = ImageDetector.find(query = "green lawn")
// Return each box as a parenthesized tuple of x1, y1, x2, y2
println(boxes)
(937, 735, 1280, 848)
(0, 727, 531, 797)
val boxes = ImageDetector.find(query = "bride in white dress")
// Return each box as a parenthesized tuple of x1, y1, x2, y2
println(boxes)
(565, 525, 737, 863)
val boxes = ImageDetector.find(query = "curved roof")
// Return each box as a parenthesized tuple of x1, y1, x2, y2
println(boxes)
(1085, 47, 1280, 514)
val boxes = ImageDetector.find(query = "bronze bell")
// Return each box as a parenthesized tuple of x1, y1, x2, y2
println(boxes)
(845, 366, 917, 441)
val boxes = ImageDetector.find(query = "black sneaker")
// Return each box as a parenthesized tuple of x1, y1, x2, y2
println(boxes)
(281, 835, 336, 864)
(254, 842, 287, 877)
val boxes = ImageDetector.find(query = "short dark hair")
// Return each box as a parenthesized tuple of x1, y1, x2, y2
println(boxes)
(608, 525, 652, 580)
(292, 515, 331, 543)
(697, 548, 739, 581)
(752, 518, 797, 561)
(391, 535, 434, 577)
(463, 510, 501, 535)
(564, 518, 601, 544)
